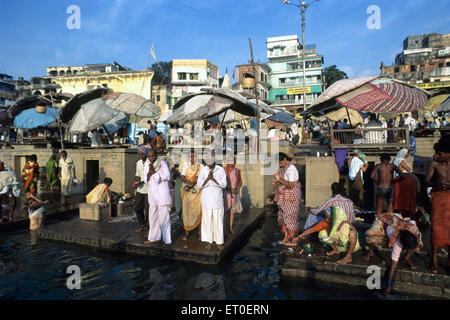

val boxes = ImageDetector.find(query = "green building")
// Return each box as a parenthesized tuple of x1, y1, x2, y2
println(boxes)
(267, 35, 324, 112)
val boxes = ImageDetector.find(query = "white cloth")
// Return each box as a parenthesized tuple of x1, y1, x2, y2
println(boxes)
(284, 164, 299, 181)
(201, 207, 224, 244)
(59, 157, 74, 180)
(364, 121, 383, 143)
(135, 159, 149, 194)
(267, 129, 277, 139)
(348, 157, 364, 181)
(0, 170, 21, 197)
(393, 148, 409, 178)
(147, 204, 171, 244)
(144, 160, 172, 207)
(291, 123, 298, 135)
(197, 165, 227, 210)
(386, 220, 416, 262)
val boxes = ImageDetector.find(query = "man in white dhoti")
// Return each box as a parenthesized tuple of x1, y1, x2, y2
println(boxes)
(143, 149, 172, 245)
(197, 152, 227, 250)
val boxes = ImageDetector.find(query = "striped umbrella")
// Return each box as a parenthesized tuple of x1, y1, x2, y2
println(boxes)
(304, 77, 429, 116)
(335, 79, 429, 113)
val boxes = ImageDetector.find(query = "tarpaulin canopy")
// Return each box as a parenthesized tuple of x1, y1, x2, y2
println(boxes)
(324, 107, 364, 125)
(424, 94, 450, 111)
(436, 96, 450, 113)
(13, 107, 61, 129)
(68, 98, 128, 134)
(303, 76, 429, 116)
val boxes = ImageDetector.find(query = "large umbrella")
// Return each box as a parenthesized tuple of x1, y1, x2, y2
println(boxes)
(101, 92, 160, 118)
(423, 94, 450, 111)
(436, 96, 450, 113)
(167, 88, 258, 124)
(325, 107, 364, 125)
(68, 98, 128, 134)
(13, 107, 61, 129)
(60, 88, 111, 123)
(268, 111, 296, 124)
(303, 76, 429, 116)
(8, 93, 72, 118)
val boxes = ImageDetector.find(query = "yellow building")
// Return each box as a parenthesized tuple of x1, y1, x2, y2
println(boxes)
(152, 84, 172, 115)
(52, 69, 154, 100)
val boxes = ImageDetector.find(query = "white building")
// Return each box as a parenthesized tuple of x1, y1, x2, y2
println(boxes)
(171, 59, 219, 104)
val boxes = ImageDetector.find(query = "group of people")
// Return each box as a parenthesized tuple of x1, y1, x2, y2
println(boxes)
(0, 150, 76, 229)
(132, 146, 243, 250)
(276, 133, 449, 297)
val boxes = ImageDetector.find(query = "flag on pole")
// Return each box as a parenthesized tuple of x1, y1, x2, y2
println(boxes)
(232, 68, 235, 80)
(150, 44, 157, 61)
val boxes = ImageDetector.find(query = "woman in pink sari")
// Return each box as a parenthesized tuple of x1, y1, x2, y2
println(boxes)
(225, 157, 243, 234)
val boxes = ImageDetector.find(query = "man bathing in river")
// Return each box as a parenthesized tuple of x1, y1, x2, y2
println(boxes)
(370, 154, 405, 216)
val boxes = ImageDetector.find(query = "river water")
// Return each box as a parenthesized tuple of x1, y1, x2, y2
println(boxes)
(0, 212, 409, 300)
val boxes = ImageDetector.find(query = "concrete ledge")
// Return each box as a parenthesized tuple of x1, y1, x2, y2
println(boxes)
(282, 255, 450, 299)
(37, 207, 267, 265)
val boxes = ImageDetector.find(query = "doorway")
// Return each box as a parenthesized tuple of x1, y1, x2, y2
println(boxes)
(86, 160, 99, 193)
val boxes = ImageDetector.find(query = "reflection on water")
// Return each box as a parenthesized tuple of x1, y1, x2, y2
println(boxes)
(0, 213, 406, 300)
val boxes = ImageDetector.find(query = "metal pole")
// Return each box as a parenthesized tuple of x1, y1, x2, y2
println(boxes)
(301, 0, 307, 112)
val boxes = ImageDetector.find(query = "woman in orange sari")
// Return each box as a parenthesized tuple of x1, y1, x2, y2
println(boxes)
(225, 157, 242, 234)
(180, 152, 203, 240)
(21, 154, 39, 195)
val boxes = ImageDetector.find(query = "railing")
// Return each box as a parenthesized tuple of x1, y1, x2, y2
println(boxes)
(273, 97, 315, 105)
(330, 127, 410, 152)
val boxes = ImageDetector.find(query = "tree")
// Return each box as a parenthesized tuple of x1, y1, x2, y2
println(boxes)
(323, 65, 348, 88)
(149, 61, 172, 85)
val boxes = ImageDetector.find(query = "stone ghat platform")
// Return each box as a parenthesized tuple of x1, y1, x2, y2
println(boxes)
(281, 240, 450, 299)
(36, 207, 266, 264)
(0, 193, 83, 232)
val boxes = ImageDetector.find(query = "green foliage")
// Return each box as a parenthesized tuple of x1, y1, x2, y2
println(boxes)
(149, 61, 172, 85)
(323, 65, 348, 87)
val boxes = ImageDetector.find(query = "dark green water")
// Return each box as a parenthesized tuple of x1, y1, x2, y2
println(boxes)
(0, 213, 406, 300)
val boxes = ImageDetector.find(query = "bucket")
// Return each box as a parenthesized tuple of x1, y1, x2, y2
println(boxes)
(36, 105, 46, 114)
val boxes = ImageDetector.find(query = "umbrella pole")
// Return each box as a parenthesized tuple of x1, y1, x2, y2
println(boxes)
(49, 93, 64, 149)
(220, 109, 228, 128)
(345, 107, 353, 128)
(102, 125, 114, 142)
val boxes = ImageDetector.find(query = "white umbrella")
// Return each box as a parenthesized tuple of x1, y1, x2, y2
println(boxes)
(69, 98, 128, 134)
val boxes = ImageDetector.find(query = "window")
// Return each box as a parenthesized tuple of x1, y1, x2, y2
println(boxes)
(190, 73, 199, 80)
(410, 65, 416, 72)
(447, 62, 450, 67)
(260, 72, 264, 82)
(178, 72, 187, 80)
(439, 63, 444, 68)
(157, 95, 160, 102)
(394, 67, 400, 73)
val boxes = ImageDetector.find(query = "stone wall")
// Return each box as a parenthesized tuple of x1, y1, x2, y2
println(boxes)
(0, 146, 139, 195)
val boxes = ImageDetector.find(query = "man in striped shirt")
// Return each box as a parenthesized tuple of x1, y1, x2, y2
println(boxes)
(299, 183, 355, 239)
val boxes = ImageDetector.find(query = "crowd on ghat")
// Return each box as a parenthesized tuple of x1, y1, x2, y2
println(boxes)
(0, 113, 449, 298)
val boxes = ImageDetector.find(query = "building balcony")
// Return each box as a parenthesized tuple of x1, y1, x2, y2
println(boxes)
(430, 67, 450, 77)
(275, 80, 322, 88)
(272, 97, 315, 106)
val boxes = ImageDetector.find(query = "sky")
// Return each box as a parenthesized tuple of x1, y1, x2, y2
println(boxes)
(0, 0, 449, 81)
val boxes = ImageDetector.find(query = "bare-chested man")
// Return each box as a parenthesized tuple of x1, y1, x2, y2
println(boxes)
(425, 135, 450, 274)
(370, 154, 404, 216)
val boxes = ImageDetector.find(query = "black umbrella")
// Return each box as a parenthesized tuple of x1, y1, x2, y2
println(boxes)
(59, 88, 111, 123)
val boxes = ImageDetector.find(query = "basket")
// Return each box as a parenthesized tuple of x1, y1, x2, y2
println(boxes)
(36, 105, 47, 114)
